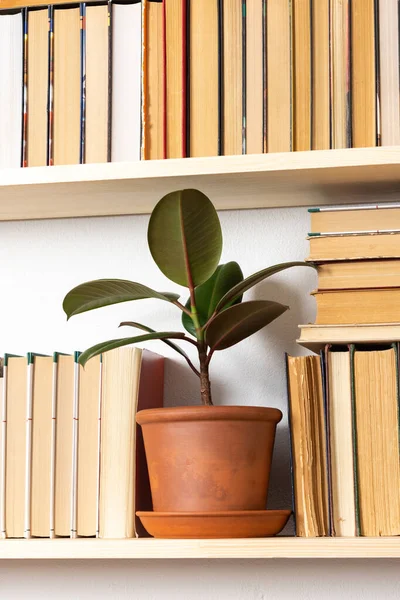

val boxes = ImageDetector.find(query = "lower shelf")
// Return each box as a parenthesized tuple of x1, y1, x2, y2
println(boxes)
(0, 537, 399, 559)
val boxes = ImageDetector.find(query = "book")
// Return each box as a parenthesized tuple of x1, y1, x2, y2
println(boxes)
(351, 0, 376, 148)
(307, 232, 400, 262)
(26, 8, 48, 167)
(99, 348, 164, 539)
(165, 0, 187, 158)
(316, 260, 400, 290)
(53, 6, 81, 165)
(30, 354, 53, 538)
(325, 346, 356, 537)
(245, 0, 263, 154)
(54, 353, 75, 537)
(4, 354, 27, 538)
(222, 0, 243, 156)
(309, 205, 400, 234)
(298, 323, 400, 352)
(287, 354, 329, 537)
(189, 0, 220, 157)
(85, 3, 110, 164)
(330, 0, 351, 148)
(76, 355, 101, 537)
(313, 288, 400, 325)
(378, 0, 400, 146)
(311, 0, 330, 150)
(352, 345, 400, 536)
(293, 0, 311, 151)
(111, 1, 142, 162)
(0, 12, 23, 168)
(266, 0, 292, 153)
(143, 0, 165, 160)
(0, 362, 4, 539)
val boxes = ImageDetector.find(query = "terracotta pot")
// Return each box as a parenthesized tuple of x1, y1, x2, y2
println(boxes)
(136, 406, 282, 512)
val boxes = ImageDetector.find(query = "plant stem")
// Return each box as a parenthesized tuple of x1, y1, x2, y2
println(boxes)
(199, 346, 213, 406)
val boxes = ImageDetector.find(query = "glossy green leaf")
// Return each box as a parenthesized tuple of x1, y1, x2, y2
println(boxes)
(215, 262, 315, 312)
(181, 262, 244, 336)
(205, 300, 288, 351)
(79, 331, 186, 367)
(119, 321, 196, 361)
(147, 189, 223, 287)
(63, 279, 179, 319)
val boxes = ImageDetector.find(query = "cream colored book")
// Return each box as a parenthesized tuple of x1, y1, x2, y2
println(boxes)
(144, 0, 165, 159)
(312, 0, 330, 150)
(223, 0, 242, 156)
(326, 348, 356, 537)
(54, 354, 75, 537)
(99, 348, 142, 538)
(330, 0, 351, 148)
(85, 4, 109, 164)
(297, 323, 400, 353)
(267, 0, 292, 152)
(4, 355, 27, 538)
(379, 0, 400, 146)
(76, 355, 101, 537)
(53, 7, 81, 165)
(293, 0, 311, 151)
(0, 364, 4, 539)
(27, 8, 48, 167)
(246, 0, 263, 154)
(30, 355, 53, 538)
(189, 0, 219, 157)
(353, 346, 400, 536)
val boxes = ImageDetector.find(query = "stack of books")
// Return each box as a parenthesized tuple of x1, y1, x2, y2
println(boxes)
(0, 347, 163, 539)
(1, 0, 399, 168)
(287, 203, 400, 537)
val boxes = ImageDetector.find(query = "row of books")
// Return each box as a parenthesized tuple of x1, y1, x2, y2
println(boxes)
(1, 0, 399, 170)
(287, 344, 400, 537)
(288, 202, 400, 537)
(0, 347, 163, 539)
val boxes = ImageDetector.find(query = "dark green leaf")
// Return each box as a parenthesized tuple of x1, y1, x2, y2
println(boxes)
(79, 331, 186, 367)
(63, 279, 179, 319)
(215, 262, 315, 312)
(147, 189, 223, 287)
(205, 300, 288, 351)
(119, 321, 196, 361)
(181, 262, 244, 336)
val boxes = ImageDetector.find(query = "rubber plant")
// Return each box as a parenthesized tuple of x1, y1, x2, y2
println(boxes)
(63, 189, 313, 406)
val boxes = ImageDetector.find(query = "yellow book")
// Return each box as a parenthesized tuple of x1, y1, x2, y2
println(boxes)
(312, 0, 330, 149)
(53, 7, 81, 165)
(223, 0, 242, 156)
(246, 0, 262, 154)
(293, 0, 311, 151)
(30, 355, 53, 538)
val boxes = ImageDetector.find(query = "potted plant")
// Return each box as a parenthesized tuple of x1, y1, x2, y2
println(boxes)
(63, 189, 312, 537)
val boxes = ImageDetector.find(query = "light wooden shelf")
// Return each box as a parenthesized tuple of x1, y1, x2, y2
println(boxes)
(2, 147, 400, 221)
(0, 537, 399, 559)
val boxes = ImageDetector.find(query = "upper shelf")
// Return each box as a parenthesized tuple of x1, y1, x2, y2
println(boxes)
(1, 537, 400, 559)
(1, 147, 400, 221)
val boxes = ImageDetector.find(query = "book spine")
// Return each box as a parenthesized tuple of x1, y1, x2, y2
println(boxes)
(0, 365, 7, 539)
(79, 3, 86, 165)
(107, 0, 112, 163)
(47, 5, 54, 166)
(262, 0, 267, 152)
(140, 0, 148, 160)
(24, 356, 34, 539)
(349, 344, 360, 536)
(96, 356, 103, 538)
(322, 345, 333, 536)
(217, 0, 223, 156)
(284, 353, 296, 536)
(241, 0, 246, 154)
(22, 8, 28, 168)
(162, 0, 167, 159)
(70, 354, 80, 538)
(49, 357, 58, 539)
(181, 0, 187, 157)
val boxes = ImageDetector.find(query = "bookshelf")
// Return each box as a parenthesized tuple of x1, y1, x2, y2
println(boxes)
(1, 146, 400, 221)
(0, 537, 399, 559)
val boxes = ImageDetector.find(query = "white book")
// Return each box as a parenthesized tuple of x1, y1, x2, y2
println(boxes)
(0, 13, 23, 168)
(0, 370, 5, 539)
(111, 2, 142, 162)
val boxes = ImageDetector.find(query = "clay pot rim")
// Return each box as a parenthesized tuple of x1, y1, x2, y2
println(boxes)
(136, 405, 283, 425)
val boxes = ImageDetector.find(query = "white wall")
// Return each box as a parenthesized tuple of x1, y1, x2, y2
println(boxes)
(0, 206, 397, 599)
